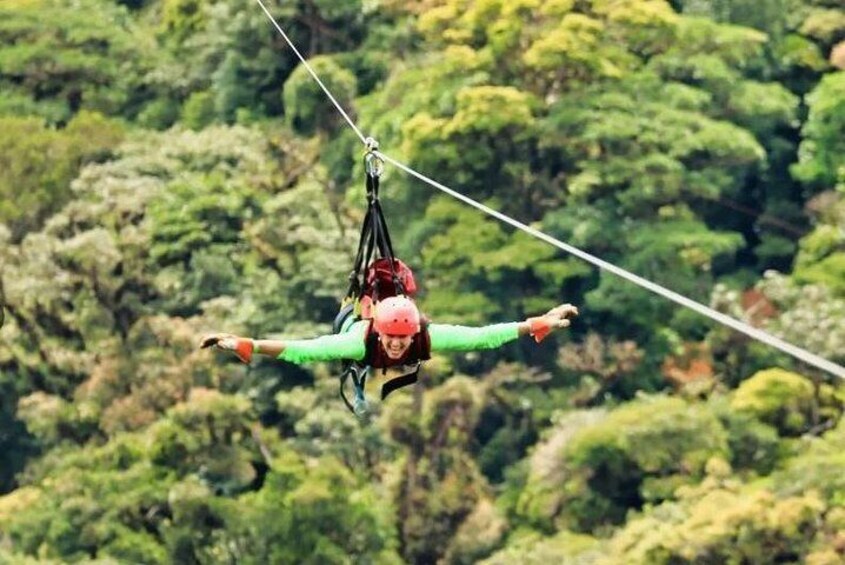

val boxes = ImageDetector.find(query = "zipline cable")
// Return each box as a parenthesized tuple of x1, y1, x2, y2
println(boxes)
(254, 0, 367, 145)
(255, 1, 845, 381)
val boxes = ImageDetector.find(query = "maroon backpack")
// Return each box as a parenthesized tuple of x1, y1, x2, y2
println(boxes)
(364, 257, 417, 301)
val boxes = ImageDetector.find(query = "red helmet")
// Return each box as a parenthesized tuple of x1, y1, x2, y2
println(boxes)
(373, 296, 421, 336)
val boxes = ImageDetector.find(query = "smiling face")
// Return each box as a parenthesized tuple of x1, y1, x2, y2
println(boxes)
(379, 333, 414, 360)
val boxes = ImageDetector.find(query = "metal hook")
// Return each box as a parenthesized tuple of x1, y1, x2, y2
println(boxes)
(365, 151, 384, 178)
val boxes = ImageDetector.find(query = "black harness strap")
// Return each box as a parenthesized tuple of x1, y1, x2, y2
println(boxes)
(381, 371, 419, 400)
(343, 164, 403, 304)
(335, 146, 416, 415)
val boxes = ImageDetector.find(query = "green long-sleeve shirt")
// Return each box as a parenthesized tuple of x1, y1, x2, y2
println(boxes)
(279, 320, 521, 365)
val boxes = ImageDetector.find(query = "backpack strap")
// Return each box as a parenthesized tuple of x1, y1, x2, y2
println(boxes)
(416, 317, 431, 360)
(363, 324, 382, 370)
(332, 302, 357, 334)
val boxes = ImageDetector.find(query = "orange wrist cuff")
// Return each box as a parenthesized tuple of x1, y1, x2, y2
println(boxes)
(527, 317, 551, 343)
(235, 339, 254, 364)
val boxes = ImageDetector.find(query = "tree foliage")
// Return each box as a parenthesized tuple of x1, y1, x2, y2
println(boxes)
(0, 0, 152, 122)
(0, 111, 124, 238)
(2, 1, 845, 563)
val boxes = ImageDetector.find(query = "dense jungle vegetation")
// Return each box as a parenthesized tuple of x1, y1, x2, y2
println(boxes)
(1, 0, 845, 563)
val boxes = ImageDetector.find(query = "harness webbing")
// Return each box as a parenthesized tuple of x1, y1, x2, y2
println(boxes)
(344, 161, 403, 305)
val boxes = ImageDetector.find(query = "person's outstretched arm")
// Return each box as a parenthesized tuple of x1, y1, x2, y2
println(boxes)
(430, 303, 578, 353)
(200, 321, 369, 364)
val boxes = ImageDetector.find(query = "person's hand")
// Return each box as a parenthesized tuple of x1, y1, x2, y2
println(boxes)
(199, 333, 254, 364)
(544, 303, 579, 328)
(527, 303, 579, 342)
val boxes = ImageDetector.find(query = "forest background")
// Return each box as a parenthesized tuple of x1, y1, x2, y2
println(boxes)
(1, 0, 845, 563)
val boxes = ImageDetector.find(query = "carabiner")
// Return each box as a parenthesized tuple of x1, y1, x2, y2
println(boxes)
(364, 137, 384, 178)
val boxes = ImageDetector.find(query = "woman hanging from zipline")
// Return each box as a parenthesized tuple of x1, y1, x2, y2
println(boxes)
(200, 143, 578, 415)
(200, 296, 577, 415)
